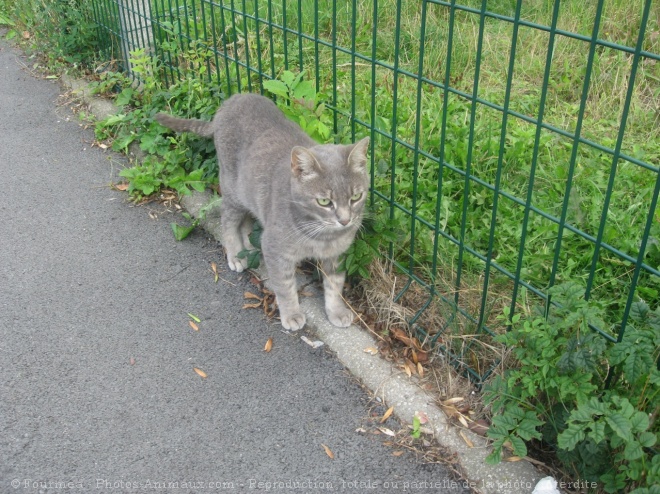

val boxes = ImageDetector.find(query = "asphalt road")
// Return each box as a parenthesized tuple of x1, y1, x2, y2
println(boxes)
(0, 37, 468, 494)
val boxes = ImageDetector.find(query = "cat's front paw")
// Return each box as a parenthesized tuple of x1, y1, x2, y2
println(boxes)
(227, 256, 248, 273)
(280, 311, 306, 331)
(326, 304, 354, 328)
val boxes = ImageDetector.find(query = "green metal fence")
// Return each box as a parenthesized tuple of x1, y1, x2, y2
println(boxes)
(91, 0, 660, 384)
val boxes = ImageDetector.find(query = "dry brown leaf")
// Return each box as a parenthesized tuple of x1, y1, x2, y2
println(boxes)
(242, 302, 262, 309)
(406, 359, 417, 375)
(363, 347, 378, 355)
(378, 427, 396, 437)
(211, 262, 219, 283)
(380, 406, 394, 423)
(457, 414, 469, 428)
(244, 292, 262, 301)
(321, 444, 334, 459)
(504, 456, 523, 462)
(392, 450, 404, 457)
(468, 419, 490, 436)
(114, 182, 129, 191)
(403, 362, 412, 378)
(193, 367, 207, 378)
(189, 320, 199, 331)
(417, 362, 424, 377)
(264, 337, 273, 353)
(459, 430, 474, 448)
(442, 397, 465, 405)
(22, 31, 31, 39)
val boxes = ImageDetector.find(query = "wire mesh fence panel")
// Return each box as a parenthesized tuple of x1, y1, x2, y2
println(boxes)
(91, 0, 660, 384)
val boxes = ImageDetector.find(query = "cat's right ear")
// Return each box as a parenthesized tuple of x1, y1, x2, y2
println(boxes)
(291, 147, 320, 181)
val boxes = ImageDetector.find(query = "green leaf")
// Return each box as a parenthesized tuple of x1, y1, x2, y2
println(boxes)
(171, 222, 196, 241)
(637, 431, 657, 448)
(605, 413, 633, 442)
(629, 410, 650, 433)
(116, 87, 134, 106)
(557, 422, 586, 451)
(623, 440, 644, 461)
(509, 435, 528, 457)
(263, 79, 289, 99)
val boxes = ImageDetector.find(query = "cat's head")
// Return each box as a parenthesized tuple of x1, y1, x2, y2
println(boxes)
(289, 137, 370, 234)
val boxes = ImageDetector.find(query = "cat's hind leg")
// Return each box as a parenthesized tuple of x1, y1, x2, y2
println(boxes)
(220, 200, 249, 272)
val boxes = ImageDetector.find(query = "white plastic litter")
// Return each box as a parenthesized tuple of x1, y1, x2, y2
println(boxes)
(532, 476, 560, 494)
(300, 336, 324, 349)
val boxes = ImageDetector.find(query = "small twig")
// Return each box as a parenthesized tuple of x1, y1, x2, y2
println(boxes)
(159, 264, 190, 283)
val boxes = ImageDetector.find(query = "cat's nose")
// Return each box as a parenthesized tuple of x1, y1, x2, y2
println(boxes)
(338, 217, 350, 226)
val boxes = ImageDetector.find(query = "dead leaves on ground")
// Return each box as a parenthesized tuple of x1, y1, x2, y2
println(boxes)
(321, 443, 334, 459)
(439, 396, 489, 444)
(242, 286, 278, 320)
(264, 337, 273, 353)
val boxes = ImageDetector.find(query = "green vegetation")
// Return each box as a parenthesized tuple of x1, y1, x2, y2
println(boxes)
(484, 283, 659, 492)
(1, 0, 100, 68)
(4, 0, 659, 489)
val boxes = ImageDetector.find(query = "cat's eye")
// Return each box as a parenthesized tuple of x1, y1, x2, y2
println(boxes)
(317, 198, 332, 207)
(350, 192, 363, 202)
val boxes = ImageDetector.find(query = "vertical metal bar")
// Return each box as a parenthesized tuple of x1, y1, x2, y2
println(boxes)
(546, 0, 605, 298)
(368, 0, 378, 206)
(297, 0, 304, 72)
(229, 0, 242, 92)
(313, 0, 320, 94)
(509, 0, 562, 318)
(388, 0, 403, 264)
(331, 0, 337, 134)
(241, 0, 253, 92)
(476, 0, 523, 331)
(454, 0, 488, 307)
(206, 0, 224, 88)
(198, 0, 213, 83)
(166, 0, 180, 83)
(349, 0, 357, 141)
(429, 0, 455, 290)
(254, 0, 264, 91)
(282, 0, 288, 70)
(268, 0, 276, 80)
(609, 0, 654, 344)
(407, 0, 428, 293)
(585, 0, 653, 304)
(217, 0, 234, 95)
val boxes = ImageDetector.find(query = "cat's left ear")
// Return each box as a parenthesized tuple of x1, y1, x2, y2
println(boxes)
(348, 137, 370, 173)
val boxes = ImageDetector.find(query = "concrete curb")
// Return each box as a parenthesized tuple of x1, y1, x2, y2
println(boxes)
(62, 76, 544, 494)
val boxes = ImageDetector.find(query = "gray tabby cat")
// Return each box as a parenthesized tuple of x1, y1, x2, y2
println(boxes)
(156, 93, 370, 330)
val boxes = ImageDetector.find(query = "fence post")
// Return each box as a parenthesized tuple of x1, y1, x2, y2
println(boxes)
(117, 0, 153, 76)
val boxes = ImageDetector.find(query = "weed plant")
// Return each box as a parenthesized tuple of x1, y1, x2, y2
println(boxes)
(2, 0, 100, 69)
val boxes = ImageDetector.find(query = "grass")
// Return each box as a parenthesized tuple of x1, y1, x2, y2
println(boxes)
(105, 0, 660, 375)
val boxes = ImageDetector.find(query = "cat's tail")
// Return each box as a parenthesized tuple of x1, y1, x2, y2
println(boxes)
(155, 113, 214, 138)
